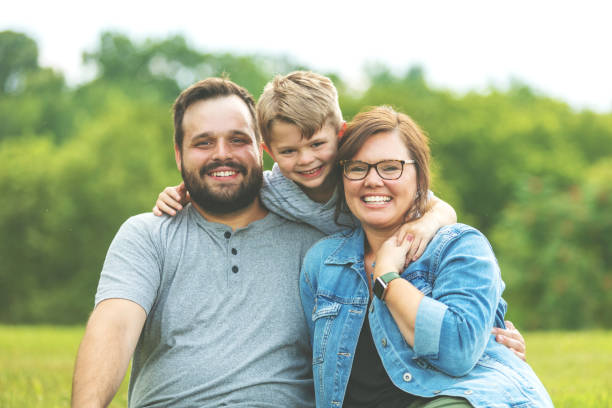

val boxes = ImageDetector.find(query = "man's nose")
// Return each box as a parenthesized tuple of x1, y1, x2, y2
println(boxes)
(212, 139, 232, 160)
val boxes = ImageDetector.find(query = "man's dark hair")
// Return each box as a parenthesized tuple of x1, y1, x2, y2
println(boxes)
(173, 77, 259, 148)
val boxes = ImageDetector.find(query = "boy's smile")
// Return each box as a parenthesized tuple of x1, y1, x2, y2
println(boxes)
(268, 121, 339, 203)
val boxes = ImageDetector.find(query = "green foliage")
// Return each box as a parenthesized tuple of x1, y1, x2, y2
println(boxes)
(492, 163, 612, 329)
(0, 31, 611, 328)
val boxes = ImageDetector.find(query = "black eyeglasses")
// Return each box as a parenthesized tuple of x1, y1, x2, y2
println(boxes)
(339, 159, 415, 180)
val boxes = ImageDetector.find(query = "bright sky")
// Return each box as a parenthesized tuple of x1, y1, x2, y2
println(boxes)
(2, 0, 612, 112)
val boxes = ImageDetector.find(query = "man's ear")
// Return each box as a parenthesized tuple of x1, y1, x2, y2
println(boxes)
(174, 143, 182, 172)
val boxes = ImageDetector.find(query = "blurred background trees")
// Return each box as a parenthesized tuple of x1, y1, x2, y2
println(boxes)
(0, 30, 610, 329)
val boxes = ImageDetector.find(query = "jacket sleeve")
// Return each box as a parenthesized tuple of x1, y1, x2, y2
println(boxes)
(412, 228, 502, 376)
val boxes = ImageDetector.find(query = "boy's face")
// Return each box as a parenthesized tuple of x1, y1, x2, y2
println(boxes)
(268, 121, 339, 192)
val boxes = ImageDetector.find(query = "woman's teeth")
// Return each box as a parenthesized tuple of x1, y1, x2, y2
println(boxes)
(363, 196, 391, 203)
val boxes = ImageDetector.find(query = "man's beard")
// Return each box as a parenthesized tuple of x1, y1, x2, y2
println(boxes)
(182, 159, 263, 215)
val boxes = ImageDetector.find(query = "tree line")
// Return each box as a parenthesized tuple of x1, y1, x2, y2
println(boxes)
(1, 30, 610, 329)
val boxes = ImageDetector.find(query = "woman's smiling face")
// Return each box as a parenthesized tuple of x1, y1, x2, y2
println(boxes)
(343, 130, 418, 232)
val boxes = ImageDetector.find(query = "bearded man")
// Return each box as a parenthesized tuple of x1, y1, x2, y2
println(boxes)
(71, 78, 323, 408)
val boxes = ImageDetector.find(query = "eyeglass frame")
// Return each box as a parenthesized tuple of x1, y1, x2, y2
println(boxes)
(339, 159, 416, 180)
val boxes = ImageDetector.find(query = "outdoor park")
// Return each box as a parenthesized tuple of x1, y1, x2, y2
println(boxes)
(0, 29, 610, 406)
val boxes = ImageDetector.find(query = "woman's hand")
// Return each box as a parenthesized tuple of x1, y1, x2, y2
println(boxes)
(374, 232, 413, 279)
(152, 182, 190, 216)
(492, 320, 527, 361)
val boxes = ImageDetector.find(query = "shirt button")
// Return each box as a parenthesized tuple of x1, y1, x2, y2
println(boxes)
(224, 231, 231, 239)
(231, 248, 238, 255)
(232, 266, 239, 273)
(464, 390, 473, 395)
(402, 372, 412, 382)
(381, 338, 387, 347)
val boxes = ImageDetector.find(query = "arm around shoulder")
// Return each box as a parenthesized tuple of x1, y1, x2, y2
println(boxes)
(71, 298, 146, 408)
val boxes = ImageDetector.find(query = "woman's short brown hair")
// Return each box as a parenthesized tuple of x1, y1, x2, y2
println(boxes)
(335, 106, 431, 223)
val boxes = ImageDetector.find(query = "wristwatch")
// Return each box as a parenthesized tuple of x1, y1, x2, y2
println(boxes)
(373, 272, 401, 301)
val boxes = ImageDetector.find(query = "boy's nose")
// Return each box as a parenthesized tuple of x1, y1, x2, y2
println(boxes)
(297, 150, 314, 165)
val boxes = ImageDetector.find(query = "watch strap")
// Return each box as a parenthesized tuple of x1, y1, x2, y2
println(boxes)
(373, 272, 401, 300)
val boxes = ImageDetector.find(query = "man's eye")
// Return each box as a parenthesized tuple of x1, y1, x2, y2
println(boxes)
(196, 141, 211, 147)
(231, 138, 247, 144)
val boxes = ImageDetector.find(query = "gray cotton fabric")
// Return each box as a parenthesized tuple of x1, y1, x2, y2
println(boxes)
(95, 205, 324, 408)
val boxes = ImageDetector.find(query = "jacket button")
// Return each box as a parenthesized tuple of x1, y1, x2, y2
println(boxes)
(416, 360, 428, 369)
(370, 303, 374, 313)
(464, 390, 473, 395)
(381, 338, 387, 347)
(402, 372, 412, 382)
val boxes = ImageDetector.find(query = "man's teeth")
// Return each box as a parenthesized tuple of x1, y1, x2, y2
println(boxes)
(363, 196, 391, 203)
(211, 171, 237, 177)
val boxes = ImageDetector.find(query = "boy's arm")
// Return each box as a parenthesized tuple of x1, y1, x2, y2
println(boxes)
(72, 299, 146, 408)
(397, 195, 457, 262)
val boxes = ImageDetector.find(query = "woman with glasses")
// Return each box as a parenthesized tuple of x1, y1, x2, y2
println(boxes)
(299, 106, 552, 407)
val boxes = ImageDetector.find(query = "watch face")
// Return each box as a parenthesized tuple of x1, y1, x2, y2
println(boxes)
(373, 278, 385, 299)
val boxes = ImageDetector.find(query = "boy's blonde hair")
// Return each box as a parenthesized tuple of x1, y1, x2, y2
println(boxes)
(256, 71, 343, 146)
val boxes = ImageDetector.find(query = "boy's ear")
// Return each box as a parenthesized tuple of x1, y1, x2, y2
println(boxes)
(338, 122, 347, 140)
(262, 142, 274, 160)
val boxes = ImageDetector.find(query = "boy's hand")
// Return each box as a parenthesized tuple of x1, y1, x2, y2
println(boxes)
(492, 320, 527, 361)
(152, 182, 190, 216)
(396, 213, 440, 265)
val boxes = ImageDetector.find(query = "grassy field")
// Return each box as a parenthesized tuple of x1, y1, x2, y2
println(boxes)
(0, 326, 610, 407)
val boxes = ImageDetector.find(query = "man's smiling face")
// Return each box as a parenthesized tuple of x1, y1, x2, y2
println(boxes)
(175, 95, 263, 215)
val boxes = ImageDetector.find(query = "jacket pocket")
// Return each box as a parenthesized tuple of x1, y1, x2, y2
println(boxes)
(311, 295, 341, 365)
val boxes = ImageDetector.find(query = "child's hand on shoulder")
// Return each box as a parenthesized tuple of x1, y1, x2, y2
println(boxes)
(153, 182, 190, 216)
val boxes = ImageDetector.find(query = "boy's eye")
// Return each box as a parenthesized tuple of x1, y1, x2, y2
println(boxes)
(312, 141, 326, 148)
(280, 149, 296, 155)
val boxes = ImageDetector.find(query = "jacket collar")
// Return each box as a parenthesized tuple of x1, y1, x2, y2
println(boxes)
(324, 228, 366, 266)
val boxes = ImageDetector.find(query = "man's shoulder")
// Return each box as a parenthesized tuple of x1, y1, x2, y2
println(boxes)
(116, 210, 193, 243)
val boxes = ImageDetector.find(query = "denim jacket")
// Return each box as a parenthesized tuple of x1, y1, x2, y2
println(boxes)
(300, 224, 552, 408)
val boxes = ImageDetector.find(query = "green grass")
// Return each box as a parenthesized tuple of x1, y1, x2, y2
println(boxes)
(1, 326, 610, 407)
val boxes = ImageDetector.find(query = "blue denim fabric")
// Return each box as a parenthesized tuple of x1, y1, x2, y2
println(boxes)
(300, 224, 553, 408)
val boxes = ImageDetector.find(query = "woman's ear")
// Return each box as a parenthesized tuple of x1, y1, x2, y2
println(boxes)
(338, 122, 347, 140)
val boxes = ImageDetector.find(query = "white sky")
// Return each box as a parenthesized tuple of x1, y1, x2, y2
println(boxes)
(2, 0, 612, 112)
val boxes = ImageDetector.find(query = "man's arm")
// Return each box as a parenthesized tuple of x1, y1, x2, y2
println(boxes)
(72, 298, 147, 408)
